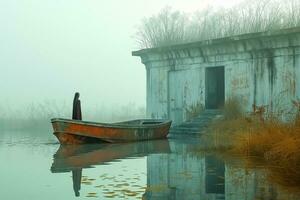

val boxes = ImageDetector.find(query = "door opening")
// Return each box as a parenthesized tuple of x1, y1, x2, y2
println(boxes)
(205, 66, 225, 109)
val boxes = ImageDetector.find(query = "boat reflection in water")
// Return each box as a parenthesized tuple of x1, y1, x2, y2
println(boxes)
(51, 139, 171, 197)
(51, 139, 300, 199)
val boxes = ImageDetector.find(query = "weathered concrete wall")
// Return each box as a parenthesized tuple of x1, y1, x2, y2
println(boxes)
(134, 28, 300, 124)
(168, 68, 205, 124)
(146, 65, 170, 119)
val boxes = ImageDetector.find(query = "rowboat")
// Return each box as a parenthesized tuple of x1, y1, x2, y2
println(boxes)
(51, 118, 172, 144)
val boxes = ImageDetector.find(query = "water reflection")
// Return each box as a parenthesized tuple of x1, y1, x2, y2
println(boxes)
(205, 156, 225, 195)
(50, 139, 300, 200)
(51, 140, 170, 197)
(72, 169, 82, 197)
(144, 140, 226, 200)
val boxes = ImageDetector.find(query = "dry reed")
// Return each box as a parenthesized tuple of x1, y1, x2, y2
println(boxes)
(204, 98, 300, 189)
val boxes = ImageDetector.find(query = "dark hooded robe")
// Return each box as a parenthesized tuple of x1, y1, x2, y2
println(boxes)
(72, 92, 82, 120)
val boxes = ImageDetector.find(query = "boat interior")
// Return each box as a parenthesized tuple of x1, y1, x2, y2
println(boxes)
(52, 118, 170, 127)
(113, 119, 165, 125)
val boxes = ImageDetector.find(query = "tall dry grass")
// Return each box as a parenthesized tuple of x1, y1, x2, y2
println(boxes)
(203, 98, 300, 189)
(222, 97, 244, 120)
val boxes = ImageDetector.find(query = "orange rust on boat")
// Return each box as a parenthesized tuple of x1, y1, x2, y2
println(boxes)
(51, 118, 172, 144)
(54, 132, 103, 145)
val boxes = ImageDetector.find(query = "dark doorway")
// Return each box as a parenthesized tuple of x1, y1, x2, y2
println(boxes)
(205, 67, 225, 109)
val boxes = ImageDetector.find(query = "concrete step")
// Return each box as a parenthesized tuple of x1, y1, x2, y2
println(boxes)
(216, 194, 225, 200)
(171, 127, 200, 131)
(169, 109, 223, 136)
(174, 125, 203, 129)
(169, 129, 206, 135)
(168, 130, 205, 135)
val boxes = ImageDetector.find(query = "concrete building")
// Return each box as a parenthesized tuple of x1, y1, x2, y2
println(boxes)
(133, 27, 300, 125)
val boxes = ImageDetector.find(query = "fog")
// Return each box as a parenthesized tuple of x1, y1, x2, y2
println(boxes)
(0, 0, 242, 122)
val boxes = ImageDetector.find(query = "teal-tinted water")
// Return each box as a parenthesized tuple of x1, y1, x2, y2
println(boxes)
(0, 130, 299, 200)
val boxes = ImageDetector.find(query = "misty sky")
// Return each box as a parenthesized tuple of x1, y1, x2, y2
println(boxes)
(0, 0, 242, 112)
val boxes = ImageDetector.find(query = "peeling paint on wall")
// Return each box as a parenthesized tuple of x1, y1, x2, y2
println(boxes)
(266, 49, 277, 94)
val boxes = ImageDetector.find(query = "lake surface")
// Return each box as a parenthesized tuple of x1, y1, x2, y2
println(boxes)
(0, 130, 299, 200)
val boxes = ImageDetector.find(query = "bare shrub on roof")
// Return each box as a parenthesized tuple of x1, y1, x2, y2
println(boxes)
(135, 6, 188, 48)
(135, 0, 300, 48)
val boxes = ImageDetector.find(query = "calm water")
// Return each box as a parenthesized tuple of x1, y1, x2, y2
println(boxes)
(0, 130, 299, 200)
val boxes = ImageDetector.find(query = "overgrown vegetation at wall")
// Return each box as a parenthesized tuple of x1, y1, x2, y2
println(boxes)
(201, 98, 300, 189)
(135, 0, 300, 48)
(185, 102, 204, 121)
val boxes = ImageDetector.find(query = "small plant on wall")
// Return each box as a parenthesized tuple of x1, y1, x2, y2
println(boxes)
(223, 97, 244, 120)
(292, 98, 300, 126)
(185, 102, 204, 121)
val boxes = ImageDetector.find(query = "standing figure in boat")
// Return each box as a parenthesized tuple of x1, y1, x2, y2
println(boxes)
(72, 92, 82, 120)
(72, 92, 83, 196)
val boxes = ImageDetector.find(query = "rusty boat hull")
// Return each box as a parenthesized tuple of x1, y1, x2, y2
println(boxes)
(51, 118, 172, 144)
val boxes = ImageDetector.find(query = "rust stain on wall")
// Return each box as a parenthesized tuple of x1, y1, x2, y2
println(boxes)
(231, 76, 249, 90)
(282, 71, 296, 96)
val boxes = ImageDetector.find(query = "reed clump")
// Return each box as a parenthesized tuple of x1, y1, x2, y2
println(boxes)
(205, 98, 300, 188)
(222, 97, 244, 120)
(202, 97, 251, 149)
